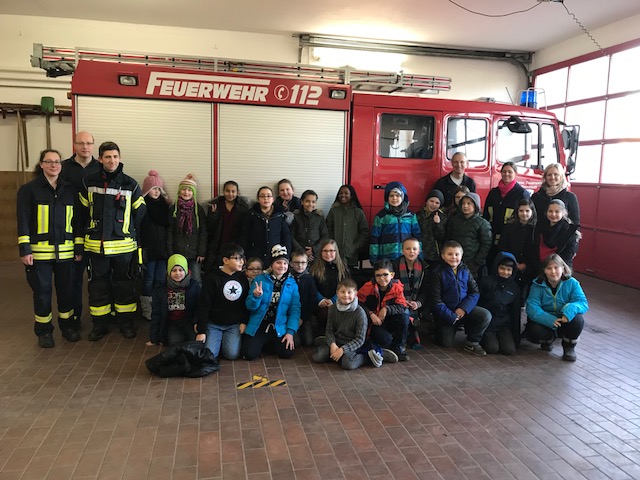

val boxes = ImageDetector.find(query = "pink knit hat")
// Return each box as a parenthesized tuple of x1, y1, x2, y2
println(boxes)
(142, 170, 166, 197)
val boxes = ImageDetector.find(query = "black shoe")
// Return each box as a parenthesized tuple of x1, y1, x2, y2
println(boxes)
(61, 328, 81, 342)
(562, 341, 577, 362)
(120, 326, 137, 339)
(88, 327, 108, 341)
(392, 347, 408, 362)
(38, 333, 55, 348)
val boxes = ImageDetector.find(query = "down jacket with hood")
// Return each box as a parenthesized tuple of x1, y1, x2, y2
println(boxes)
(526, 273, 588, 330)
(369, 182, 421, 263)
(477, 252, 522, 345)
(145, 341, 219, 377)
(430, 259, 479, 325)
(239, 203, 292, 267)
(446, 192, 492, 276)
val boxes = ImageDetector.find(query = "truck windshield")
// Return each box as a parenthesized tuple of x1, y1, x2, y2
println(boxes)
(497, 120, 559, 170)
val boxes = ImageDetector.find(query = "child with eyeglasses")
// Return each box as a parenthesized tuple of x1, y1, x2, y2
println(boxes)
(357, 259, 410, 362)
(195, 243, 249, 361)
(245, 257, 264, 285)
(239, 186, 291, 267)
(289, 250, 319, 347)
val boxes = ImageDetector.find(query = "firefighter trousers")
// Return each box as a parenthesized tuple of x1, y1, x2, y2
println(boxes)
(87, 253, 137, 330)
(24, 261, 74, 335)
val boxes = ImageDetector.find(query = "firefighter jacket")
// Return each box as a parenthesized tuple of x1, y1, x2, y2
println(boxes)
(76, 163, 146, 256)
(17, 174, 78, 261)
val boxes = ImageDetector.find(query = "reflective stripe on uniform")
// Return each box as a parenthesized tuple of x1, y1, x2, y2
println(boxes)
(78, 192, 89, 207)
(37, 205, 49, 234)
(114, 303, 137, 313)
(90, 304, 112, 316)
(58, 309, 74, 319)
(87, 186, 133, 197)
(35, 313, 53, 323)
(83, 237, 137, 255)
(18, 235, 30, 245)
(65, 205, 73, 234)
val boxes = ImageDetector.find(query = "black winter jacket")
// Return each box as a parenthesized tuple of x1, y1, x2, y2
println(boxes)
(291, 209, 329, 259)
(532, 188, 580, 227)
(60, 155, 100, 193)
(478, 252, 522, 345)
(204, 196, 250, 260)
(239, 203, 291, 266)
(483, 183, 530, 244)
(145, 342, 219, 377)
(76, 163, 146, 256)
(140, 196, 170, 260)
(416, 208, 447, 262)
(150, 277, 201, 345)
(17, 174, 78, 261)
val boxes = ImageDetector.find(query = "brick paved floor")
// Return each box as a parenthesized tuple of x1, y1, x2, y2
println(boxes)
(1, 261, 639, 479)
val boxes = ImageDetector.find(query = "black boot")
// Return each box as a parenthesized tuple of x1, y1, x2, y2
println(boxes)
(562, 339, 577, 362)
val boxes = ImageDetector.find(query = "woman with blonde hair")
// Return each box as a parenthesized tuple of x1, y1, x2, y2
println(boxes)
(531, 163, 580, 227)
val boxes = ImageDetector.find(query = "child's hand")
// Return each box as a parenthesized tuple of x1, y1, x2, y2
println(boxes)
(433, 212, 440, 224)
(370, 313, 382, 326)
(239, 323, 246, 334)
(196, 256, 205, 264)
(407, 301, 419, 311)
(210, 203, 217, 213)
(378, 307, 387, 320)
(195, 333, 206, 343)
(517, 262, 527, 271)
(330, 347, 344, 362)
(319, 298, 332, 308)
(454, 308, 466, 321)
(253, 282, 263, 297)
(305, 247, 313, 256)
(329, 342, 338, 354)
(281, 333, 295, 350)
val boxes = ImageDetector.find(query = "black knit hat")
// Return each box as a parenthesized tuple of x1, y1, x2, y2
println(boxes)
(426, 189, 444, 205)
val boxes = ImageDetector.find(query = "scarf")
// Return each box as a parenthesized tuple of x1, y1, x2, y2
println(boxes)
(545, 184, 563, 197)
(336, 297, 359, 312)
(177, 197, 195, 235)
(498, 179, 517, 199)
(542, 218, 571, 249)
(396, 258, 424, 301)
(167, 272, 191, 290)
(388, 202, 409, 216)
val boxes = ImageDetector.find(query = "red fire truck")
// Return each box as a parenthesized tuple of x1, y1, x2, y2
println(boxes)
(32, 45, 579, 219)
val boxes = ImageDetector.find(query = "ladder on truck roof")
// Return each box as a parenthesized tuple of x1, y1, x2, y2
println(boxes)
(30, 43, 451, 95)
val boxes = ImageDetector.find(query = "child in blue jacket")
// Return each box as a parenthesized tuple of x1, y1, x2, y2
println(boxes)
(430, 241, 491, 356)
(369, 182, 421, 263)
(241, 245, 301, 360)
(525, 253, 588, 362)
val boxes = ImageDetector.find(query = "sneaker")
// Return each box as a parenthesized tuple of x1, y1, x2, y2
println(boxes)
(313, 336, 327, 347)
(120, 326, 137, 339)
(61, 328, 81, 342)
(381, 348, 398, 364)
(88, 327, 108, 342)
(463, 342, 487, 357)
(38, 333, 55, 348)
(368, 349, 383, 368)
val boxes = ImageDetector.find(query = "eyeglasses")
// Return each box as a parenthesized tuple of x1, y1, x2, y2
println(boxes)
(229, 256, 244, 261)
(247, 267, 263, 272)
(42, 160, 62, 165)
(74, 142, 94, 146)
(292, 261, 308, 265)
(322, 249, 336, 253)
(374, 273, 391, 278)
(258, 194, 273, 199)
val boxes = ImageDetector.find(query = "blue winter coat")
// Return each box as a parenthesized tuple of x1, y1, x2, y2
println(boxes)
(526, 276, 588, 329)
(430, 261, 480, 324)
(245, 273, 301, 338)
(369, 182, 421, 263)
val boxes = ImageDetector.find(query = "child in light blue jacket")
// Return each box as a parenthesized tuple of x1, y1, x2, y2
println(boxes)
(526, 253, 588, 362)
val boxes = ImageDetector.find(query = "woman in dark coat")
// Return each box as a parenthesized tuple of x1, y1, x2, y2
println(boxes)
(483, 162, 530, 265)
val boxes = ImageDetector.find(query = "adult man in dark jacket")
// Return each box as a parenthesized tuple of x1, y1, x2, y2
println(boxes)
(60, 131, 100, 332)
(76, 141, 146, 341)
(432, 152, 476, 209)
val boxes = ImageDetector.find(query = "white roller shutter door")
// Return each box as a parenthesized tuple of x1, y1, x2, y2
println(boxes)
(76, 96, 213, 201)
(218, 104, 346, 214)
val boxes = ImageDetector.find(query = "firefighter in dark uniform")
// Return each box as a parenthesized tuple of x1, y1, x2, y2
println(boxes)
(60, 131, 100, 332)
(76, 141, 146, 341)
(17, 149, 80, 348)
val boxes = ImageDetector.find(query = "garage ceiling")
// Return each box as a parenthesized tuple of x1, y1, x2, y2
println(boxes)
(2, 0, 639, 52)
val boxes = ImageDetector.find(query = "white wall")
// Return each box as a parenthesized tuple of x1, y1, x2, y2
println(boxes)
(533, 13, 640, 69)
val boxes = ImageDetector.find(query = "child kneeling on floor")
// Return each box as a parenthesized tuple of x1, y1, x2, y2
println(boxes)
(313, 278, 376, 369)
(430, 241, 492, 356)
